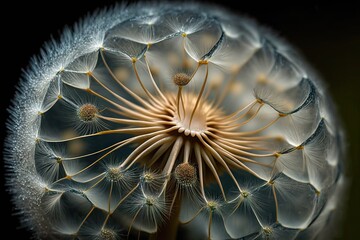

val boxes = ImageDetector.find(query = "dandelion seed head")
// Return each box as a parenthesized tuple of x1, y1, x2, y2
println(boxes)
(5, 2, 345, 239)
(241, 191, 249, 198)
(174, 163, 197, 186)
(142, 172, 156, 183)
(145, 196, 155, 206)
(263, 226, 272, 235)
(207, 200, 219, 212)
(77, 103, 98, 122)
(173, 72, 191, 86)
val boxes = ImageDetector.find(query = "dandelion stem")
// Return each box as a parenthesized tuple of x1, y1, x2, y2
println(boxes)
(197, 133, 251, 190)
(147, 140, 176, 168)
(89, 72, 163, 116)
(183, 140, 191, 163)
(132, 61, 159, 104)
(194, 144, 206, 199)
(74, 206, 95, 236)
(176, 86, 183, 119)
(98, 115, 175, 127)
(125, 135, 174, 170)
(159, 187, 181, 240)
(113, 183, 139, 213)
(213, 138, 275, 158)
(182, 34, 188, 68)
(208, 211, 213, 240)
(85, 175, 107, 191)
(163, 137, 184, 176)
(87, 88, 158, 121)
(189, 63, 208, 126)
(144, 55, 168, 103)
(272, 184, 279, 220)
(218, 103, 263, 130)
(200, 148, 227, 201)
(128, 207, 142, 238)
(100, 49, 162, 110)
(121, 134, 172, 169)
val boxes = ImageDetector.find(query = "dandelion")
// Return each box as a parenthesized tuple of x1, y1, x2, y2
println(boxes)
(5, 2, 345, 240)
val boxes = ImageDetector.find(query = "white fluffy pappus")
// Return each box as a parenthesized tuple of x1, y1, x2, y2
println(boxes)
(4, 2, 345, 240)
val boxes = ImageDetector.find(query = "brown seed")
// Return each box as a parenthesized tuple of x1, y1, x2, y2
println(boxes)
(174, 163, 197, 186)
(173, 73, 191, 86)
(107, 167, 124, 182)
(78, 104, 98, 122)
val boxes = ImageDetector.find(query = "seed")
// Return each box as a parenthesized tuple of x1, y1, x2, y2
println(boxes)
(173, 73, 191, 86)
(107, 167, 124, 182)
(77, 104, 98, 122)
(174, 163, 197, 186)
(100, 228, 117, 240)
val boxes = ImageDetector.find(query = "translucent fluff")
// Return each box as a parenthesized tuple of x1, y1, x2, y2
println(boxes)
(5, 3, 345, 240)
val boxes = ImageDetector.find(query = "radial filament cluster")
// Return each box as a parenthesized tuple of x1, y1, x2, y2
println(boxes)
(6, 3, 344, 240)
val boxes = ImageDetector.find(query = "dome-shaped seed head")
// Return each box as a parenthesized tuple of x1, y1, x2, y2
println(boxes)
(207, 200, 219, 212)
(146, 196, 155, 206)
(241, 191, 249, 198)
(174, 163, 197, 186)
(77, 103, 98, 122)
(173, 73, 191, 86)
(4, 2, 346, 240)
(106, 167, 124, 182)
(100, 228, 117, 240)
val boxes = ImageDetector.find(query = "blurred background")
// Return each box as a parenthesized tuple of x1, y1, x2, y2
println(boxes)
(1, 1, 358, 238)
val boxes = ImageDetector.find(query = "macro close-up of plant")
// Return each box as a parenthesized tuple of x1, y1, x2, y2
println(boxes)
(4, 2, 348, 240)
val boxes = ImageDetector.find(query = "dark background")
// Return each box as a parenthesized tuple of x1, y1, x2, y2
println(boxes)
(1, 1, 359, 239)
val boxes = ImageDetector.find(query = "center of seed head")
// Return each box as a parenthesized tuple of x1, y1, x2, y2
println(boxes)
(174, 163, 197, 186)
(207, 201, 218, 212)
(106, 167, 124, 182)
(174, 108, 207, 137)
(170, 72, 209, 137)
(173, 72, 191, 86)
(78, 103, 98, 122)
(100, 228, 117, 240)
(172, 93, 208, 137)
(146, 196, 155, 206)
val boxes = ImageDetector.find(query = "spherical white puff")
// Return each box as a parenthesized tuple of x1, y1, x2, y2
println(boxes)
(5, 2, 345, 240)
